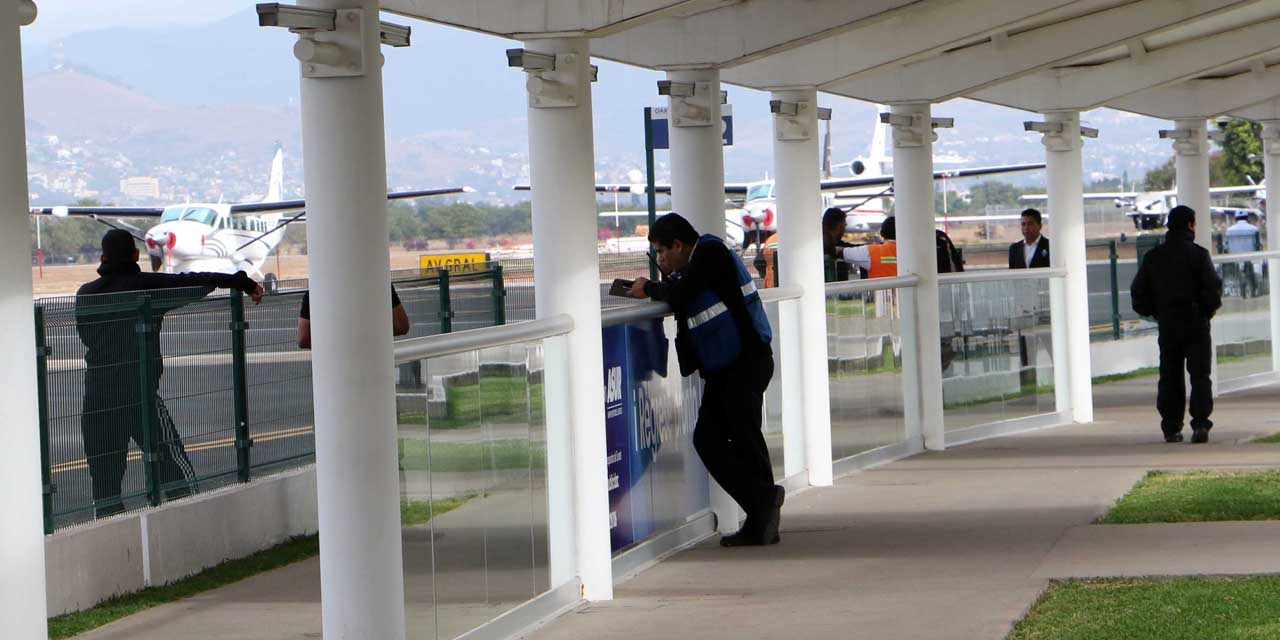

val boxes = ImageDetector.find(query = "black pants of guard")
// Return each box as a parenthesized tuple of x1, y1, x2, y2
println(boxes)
(694, 353, 776, 518)
(82, 372, 197, 518)
(1157, 323, 1214, 436)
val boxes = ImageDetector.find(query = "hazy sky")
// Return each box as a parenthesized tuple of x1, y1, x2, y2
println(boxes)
(22, 1, 247, 44)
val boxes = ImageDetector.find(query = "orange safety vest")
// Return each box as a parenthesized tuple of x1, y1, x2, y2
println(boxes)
(761, 233, 780, 288)
(867, 241, 898, 278)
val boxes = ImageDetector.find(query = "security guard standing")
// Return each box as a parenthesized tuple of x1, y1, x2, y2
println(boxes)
(628, 213, 782, 547)
(1131, 205, 1223, 444)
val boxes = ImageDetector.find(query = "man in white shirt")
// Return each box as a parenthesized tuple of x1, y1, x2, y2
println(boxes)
(1224, 211, 1261, 297)
(1009, 208, 1050, 269)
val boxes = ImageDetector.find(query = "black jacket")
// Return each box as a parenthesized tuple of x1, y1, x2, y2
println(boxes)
(76, 262, 257, 377)
(1009, 237, 1051, 269)
(1130, 229, 1222, 329)
(644, 239, 771, 376)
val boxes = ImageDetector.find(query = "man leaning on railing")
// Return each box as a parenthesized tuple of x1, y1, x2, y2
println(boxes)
(75, 230, 264, 519)
(625, 213, 784, 547)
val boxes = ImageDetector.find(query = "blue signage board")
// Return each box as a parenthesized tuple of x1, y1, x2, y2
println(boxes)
(601, 319, 671, 552)
(649, 105, 733, 150)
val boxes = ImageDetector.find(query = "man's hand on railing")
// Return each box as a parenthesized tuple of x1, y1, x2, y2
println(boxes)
(627, 277, 651, 299)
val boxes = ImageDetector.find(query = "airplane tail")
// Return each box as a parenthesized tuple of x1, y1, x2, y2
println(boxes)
(867, 104, 891, 177)
(264, 143, 284, 203)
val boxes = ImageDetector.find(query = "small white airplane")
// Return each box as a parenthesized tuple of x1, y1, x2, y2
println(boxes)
(520, 106, 1045, 248)
(1022, 182, 1267, 230)
(30, 146, 471, 285)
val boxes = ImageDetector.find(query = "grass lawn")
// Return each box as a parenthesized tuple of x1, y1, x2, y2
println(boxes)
(399, 437, 546, 473)
(402, 377, 544, 430)
(1100, 470, 1280, 524)
(1253, 432, 1280, 444)
(47, 497, 468, 639)
(1008, 576, 1280, 640)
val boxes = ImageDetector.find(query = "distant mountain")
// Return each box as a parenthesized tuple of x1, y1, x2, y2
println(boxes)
(21, 9, 1179, 197)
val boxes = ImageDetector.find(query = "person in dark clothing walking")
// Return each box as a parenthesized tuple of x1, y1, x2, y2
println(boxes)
(1130, 206, 1222, 444)
(76, 230, 264, 518)
(626, 213, 782, 546)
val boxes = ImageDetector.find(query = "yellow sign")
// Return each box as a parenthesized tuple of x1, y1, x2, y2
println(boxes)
(419, 252, 490, 275)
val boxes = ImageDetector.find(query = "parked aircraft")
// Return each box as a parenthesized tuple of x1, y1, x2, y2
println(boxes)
(1021, 182, 1266, 229)
(30, 146, 471, 285)
(519, 107, 1045, 249)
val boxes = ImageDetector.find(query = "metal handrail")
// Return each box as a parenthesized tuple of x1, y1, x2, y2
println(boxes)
(824, 274, 920, 296)
(601, 284, 804, 328)
(394, 313, 574, 363)
(938, 267, 1067, 284)
(1211, 249, 1280, 264)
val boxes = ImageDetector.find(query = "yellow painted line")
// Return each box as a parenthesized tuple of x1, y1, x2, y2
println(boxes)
(50, 425, 315, 474)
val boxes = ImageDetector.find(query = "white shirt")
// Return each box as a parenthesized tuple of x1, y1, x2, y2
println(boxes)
(839, 245, 872, 271)
(1022, 236, 1042, 267)
(1225, 220, 1259, 254)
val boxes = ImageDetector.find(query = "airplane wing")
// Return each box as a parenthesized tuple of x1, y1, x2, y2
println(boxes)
(1211, 185, 1266, 195)
(821, 162, 1045, 193)
(1021, 191, 1144, 202)
(515, 182, 752, 195)
(30, 205, 165, 217)
(228, 186, 474, 216)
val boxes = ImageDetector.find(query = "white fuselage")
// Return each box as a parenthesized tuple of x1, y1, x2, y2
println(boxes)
(144, 204, 284, 276)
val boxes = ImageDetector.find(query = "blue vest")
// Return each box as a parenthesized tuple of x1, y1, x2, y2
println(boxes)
(685, 234, 773, 373)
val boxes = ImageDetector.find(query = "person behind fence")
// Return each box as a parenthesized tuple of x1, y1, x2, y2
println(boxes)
(1130, 205, 1222, 444)
(296, 285, 410, 349)
(625, 213, 783, 547)
(76, 229, 264, 518)
(1009, 208, 1050, 269)
(831, 215, 897, 277)
(1224, 210, 1261, 298)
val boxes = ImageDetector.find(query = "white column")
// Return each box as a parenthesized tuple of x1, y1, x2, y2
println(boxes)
(0, 3, 48, 638)
(1263, 121, 1280, 374)
(1042, 111, 1093, 423)
(523, 38, 613, 600)
(1171, 118, 1218, 393)
(663, 67, 739, 532)
(665, 68, 726, 236)
(770, 88, 833, 486)
(889, 103, 946, 450)
(295, 2, 404, 636)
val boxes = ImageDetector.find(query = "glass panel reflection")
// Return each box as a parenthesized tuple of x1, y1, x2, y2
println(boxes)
(1214, 258, 1272, 382)
(941, 278, 1056, 432)
(826, 287, 906, 460)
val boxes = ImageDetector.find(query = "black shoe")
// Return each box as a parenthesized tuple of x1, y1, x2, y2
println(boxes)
(1164, 433, 1184, 443)
(719, 530, 765, 547)
(1191, 428, 1209, 444)
(756, 485, 785, 546)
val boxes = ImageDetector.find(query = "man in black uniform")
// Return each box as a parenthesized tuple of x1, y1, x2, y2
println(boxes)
(821, 207, 856, 281)
(627, 213, 782, 546)
(1131, 206, 1222, 444)
(76, 230, 264, 517)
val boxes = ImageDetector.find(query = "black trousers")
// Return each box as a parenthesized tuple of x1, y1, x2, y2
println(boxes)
(82, 370, 197, 517)
(694, 354, 776, 517)
(1157, 323, 1214, 435)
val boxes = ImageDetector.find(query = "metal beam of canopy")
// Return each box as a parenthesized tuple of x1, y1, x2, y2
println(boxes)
(972, 14, 1280, 112)
(719, 0, 1088, 89)
(824, 0, 1253, 104)
(1109, 61, 1280, 119)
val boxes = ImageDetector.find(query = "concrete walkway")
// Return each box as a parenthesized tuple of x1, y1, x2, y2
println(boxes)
(71, 378, 1280, 640)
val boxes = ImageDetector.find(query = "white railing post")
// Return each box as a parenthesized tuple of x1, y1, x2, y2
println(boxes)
(0, 3, 48, 637)
(1262, 122, 1280, 375)
(771, 88, 833, 486)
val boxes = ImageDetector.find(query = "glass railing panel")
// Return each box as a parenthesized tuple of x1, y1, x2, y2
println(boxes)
(826, 286, 906, 460)
(1215, 257, 1272, 382)
(940, 278, 1056, 431)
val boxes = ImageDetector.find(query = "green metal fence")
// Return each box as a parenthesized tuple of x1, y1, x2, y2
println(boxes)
(35, 265, 508, 532)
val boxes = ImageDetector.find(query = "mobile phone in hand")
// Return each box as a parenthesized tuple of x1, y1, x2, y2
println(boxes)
(609, 278, 635, 297)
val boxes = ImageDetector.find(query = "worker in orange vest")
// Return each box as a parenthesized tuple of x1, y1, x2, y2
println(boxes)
(758, 232, 780, 287)
(830, 216, 897, 277)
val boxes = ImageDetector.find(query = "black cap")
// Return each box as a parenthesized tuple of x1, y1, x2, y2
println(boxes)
(101, 229, 137, 262)
(1167, 205, 1195, 232)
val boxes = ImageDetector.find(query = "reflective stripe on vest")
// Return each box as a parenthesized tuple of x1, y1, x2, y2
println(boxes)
(688, 301, 728, 329)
